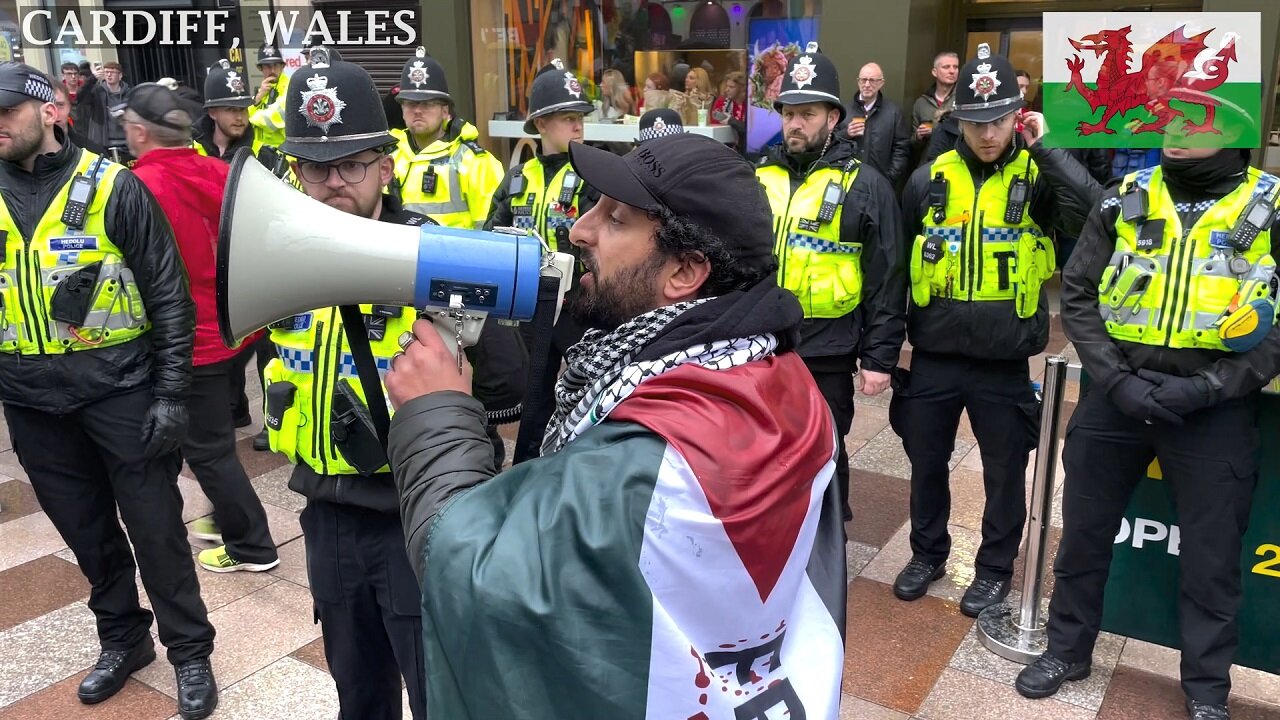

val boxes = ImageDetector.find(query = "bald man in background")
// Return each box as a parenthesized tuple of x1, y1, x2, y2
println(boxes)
(842, 62, 911, 187)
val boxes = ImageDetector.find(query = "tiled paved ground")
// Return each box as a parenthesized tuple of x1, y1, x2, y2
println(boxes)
(1, 318, 1277, 719)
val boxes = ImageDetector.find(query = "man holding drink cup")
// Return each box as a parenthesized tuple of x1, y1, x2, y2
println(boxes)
(842, 62, 911, 187)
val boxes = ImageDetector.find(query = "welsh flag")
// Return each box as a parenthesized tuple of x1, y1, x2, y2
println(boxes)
(416, 357, 847, 719)
(1042, 12, 1261, 148)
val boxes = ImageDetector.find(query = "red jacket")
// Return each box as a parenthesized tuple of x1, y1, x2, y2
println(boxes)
(131, 147, 261, 366)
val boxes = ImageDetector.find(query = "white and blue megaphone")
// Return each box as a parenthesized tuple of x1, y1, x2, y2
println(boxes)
(216, 149, 575, 351)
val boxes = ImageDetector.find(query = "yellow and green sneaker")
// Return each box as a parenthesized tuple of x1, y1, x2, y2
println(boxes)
(189, 517, 223, 544)
(197, 546, 281, 573)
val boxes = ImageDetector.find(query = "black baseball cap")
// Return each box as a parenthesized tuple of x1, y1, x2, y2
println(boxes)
(0, 62, 55, 108)
(111, 83, 192, 130)
(568, 133, 774, 275)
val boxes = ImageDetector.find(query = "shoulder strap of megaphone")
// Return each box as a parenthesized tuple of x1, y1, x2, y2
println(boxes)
(338, 304, 392, 450)
(511, 275, 569, 464)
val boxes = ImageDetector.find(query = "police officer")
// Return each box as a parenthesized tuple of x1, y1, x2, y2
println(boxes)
(636, 107, 686, 143)
(485, 58, 598, 462)
(891, 45, 1099, 616)
(1017, 113, 1280, 720)
(391, 47, 504, 228)
(269, 47, 524, 719)
(756, 42, 906, 522)
(249, 43, 288, 148)
(0, 63, 218, 719)
(196, 60, 278, 165)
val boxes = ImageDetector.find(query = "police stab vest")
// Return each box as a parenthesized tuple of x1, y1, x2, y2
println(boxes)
(909, 149, 1053, 319)
(0, 150, 150, 355)
(264, 304, 416, 477)
(391, 124, 504, 229)
(1099, 166, 1280, 352)
(756, 159, 863, 319)
(508, 158, 583, 252)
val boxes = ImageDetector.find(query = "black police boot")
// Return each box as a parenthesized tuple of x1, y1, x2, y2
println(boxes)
(252, 428, 270, 452)
(892, 559, 945, 601)
(1186, 699, 1230, 720)
(78, 637, 156, 704)
(1014, 654, 1091, 699)
(959, 576, 1010, 618)
(175, 657, 218, 720)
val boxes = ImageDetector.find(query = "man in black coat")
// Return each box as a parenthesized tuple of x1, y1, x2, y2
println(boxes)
(0, 63, 217, 719)
(840, 62, 912, 188)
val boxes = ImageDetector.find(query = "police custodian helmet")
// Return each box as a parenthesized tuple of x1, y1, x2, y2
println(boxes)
(398, 46, 450, 103)
(523, 58, 594, 134)
(773, 41, 845, 124)
(203, 59, 254, 109)
(950, 43, 1025, 124)
(281, 46, 395, 163)
(256, 43, 286, 67)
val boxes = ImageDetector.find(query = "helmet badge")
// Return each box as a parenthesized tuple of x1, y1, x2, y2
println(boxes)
(299, 73, 347, 133)
(226, 71, 245, 94)
(408, 61, 429, 88)
(563, 72, 582, 98)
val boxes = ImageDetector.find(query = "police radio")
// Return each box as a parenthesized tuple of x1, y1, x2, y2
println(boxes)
(928, 173, 948, 224)
(557, 172, 579, 207)
(1228, 196, 1277, 252)
(60, 174, 96, 230)
(818, 180, 843, 224)
(1004, 176, 1030, 224)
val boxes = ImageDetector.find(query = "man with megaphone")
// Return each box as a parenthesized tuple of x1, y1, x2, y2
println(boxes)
(249, 46, 524, 720)
(385, 133, 848, 718)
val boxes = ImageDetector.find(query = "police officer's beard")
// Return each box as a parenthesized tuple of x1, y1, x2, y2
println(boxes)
(569, 251, 668, 331)
(0, 121, 45, 163)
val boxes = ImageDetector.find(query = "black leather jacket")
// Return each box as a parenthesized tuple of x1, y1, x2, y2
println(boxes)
(0, 132, 195, 412)
(902, 136, 1101, 359)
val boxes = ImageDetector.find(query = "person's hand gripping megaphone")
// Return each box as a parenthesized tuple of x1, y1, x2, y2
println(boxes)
(386, 320, 474, 409)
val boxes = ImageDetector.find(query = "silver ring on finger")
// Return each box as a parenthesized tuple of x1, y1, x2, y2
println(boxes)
(397, 331, 416, 350)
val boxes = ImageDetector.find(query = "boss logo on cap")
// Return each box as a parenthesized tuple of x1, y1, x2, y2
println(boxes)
(636, 146, 664, 178)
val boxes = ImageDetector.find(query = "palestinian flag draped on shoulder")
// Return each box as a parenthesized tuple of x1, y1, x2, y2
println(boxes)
(1042, 12, 1261, 149)
(416, 355, 846, 720)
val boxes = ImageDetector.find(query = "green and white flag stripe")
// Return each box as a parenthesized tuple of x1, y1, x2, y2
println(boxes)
(1041, 12, 1261, 149)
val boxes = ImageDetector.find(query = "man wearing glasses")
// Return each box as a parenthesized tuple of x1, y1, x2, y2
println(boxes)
(842, 62, 912, 188)
(264, 48, 525, 720)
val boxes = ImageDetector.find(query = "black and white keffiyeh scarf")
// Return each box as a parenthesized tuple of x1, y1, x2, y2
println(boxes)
(542, 299, 777, 454)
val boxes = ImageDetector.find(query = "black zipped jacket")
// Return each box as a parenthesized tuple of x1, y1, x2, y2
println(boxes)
(0, 132, 194, 412)
(757, 137, 906, 373)
(1063, 152, 1280, 400)
(901, 136, 1101, 359)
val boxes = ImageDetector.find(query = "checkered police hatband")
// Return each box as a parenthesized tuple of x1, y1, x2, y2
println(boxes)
(25, 75, 54, 103)
(638, 123, 684, 142)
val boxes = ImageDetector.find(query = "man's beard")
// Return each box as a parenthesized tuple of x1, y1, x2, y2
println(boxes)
(217, 121, 246, 141)
(0, 121, 46, 164)
(569, 252, 667, 331)
(786, 128, 829, 153)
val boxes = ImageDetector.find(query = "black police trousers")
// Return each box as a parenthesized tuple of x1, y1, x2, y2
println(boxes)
(184, 357, 278, 565)
(889, 351, 1038, 579)
(1046, 387, 1258, 706)
(4, 388, 215, 664)
(806, 365, 856, 520)
(299, 494, 427, 720)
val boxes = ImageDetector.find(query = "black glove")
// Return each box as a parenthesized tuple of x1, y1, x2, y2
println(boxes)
(1106, 373, 1184, 426)
(1136, 368, 1217, 418)
(141, 398, 188, 458)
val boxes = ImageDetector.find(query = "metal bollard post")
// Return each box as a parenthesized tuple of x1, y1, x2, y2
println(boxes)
(977, 356, 1069, 664)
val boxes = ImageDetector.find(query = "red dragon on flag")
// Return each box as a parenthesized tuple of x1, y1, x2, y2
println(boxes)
(1063, 24, 1238, 136)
